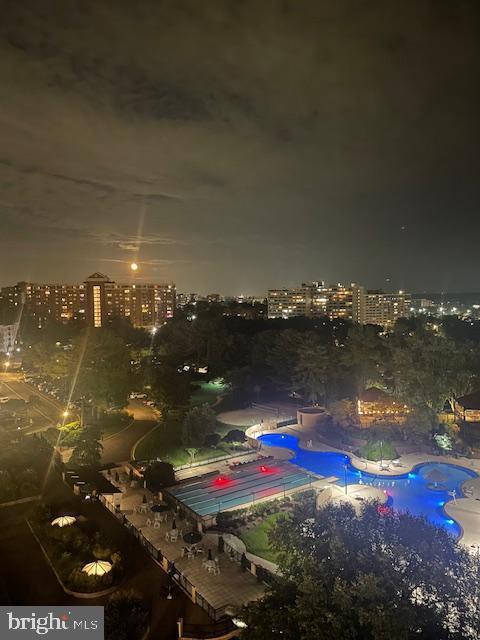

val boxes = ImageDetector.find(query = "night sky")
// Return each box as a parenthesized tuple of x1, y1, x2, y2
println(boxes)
(0, 0, 479, 294)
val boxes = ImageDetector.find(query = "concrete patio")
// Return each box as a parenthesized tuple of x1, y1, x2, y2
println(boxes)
(116, 487, 265, 617)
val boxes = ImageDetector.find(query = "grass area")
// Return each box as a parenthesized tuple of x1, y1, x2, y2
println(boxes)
(134, 426, 248, 466)
(99, 411, 133, 438)
(241, 512, 287, 563)
(189, 380, 227, 408)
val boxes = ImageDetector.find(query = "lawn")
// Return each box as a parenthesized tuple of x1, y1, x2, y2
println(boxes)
(134, 426, 247, 467)
(241, 512, 287, 563)
(189, 380, 227, 407)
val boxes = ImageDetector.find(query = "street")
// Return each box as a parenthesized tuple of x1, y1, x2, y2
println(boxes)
(0, 372, 63, 430)
(0, 374, 160, 462)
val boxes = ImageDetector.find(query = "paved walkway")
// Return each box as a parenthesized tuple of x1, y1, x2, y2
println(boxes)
(217, 402, 296, 427)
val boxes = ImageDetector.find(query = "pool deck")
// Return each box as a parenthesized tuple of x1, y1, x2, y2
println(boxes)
(262, 423, 480, 549)
(118, 487, 265, 614)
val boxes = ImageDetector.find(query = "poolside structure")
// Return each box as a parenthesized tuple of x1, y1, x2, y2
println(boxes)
(357, 387, 410, 426)
(164, 459, 321, 527)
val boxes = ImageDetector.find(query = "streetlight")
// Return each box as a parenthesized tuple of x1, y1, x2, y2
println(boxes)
(130, 262, 139, 272)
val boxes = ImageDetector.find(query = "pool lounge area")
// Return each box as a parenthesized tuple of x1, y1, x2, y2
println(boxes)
(259, 432, 478, 537)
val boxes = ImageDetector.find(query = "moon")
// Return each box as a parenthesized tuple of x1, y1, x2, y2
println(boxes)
(130, 262, 139, 271)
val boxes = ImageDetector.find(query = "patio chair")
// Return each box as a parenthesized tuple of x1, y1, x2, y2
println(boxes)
(195, 545, 204, 555)
(213, 566, 221, 575)
(187, 549, 195, 559)
(146, 518, 152, 526)
(153, 520, 161, 529)
(170, 531, 179, 543)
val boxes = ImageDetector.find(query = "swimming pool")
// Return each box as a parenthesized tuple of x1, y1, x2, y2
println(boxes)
(258, 433, 478, 536)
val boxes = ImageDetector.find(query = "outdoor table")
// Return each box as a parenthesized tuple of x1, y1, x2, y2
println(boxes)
(202, 559, 216, 571)
(183, 531, 202, 545)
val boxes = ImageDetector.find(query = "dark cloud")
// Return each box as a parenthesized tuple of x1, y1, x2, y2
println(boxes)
(0, 0, 479, 292)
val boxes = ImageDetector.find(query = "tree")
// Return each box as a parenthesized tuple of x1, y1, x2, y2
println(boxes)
(391, 333, 473, 414)
(340, 324, 384, 394)
(243, 501, 480, 639)
(181, 404, 217, 447)
(151, 365, 192, 411)
(265, 330, 306, 393)
(186, 447, 199, 464)
(76, 329, 131, 411)
(144, 461, 175, 490)
(328, 399, 358, 429)
(292, 336, 330, 404)
(105, 589, 149, 640)
(223, 428, 247, 444)
(69, 425, 103, 468)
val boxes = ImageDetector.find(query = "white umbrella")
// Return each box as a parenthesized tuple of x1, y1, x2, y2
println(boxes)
(51, 516, 76, 528)
(81, 560, 112, 576)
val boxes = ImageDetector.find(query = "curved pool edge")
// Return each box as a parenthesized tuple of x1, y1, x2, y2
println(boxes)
(257, 431, 478, 539)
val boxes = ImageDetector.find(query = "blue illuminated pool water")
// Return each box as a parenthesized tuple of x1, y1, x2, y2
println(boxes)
(258, 433, 478, 536)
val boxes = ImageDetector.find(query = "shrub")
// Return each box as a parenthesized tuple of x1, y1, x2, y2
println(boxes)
(204, 433, 222, 448)
(144, 461, 175, 491)
(223, 429, 247, 444)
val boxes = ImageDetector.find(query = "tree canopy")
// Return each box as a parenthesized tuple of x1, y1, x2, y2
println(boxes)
(243, 501, 480, 640)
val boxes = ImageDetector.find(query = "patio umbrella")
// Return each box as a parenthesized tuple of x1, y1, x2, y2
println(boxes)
(51, 516, 76, 528)
(151, 503, 169, 513)
(171, 519, 177, 530)
(183, 531, 202, 545)
(426, 468, 447, 486)
(82, 560, 112, 576)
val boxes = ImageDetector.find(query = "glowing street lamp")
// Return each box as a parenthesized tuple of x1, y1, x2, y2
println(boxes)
(130, 262, 139, 272)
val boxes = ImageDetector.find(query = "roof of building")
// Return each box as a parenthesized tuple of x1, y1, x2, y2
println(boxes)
(359, 388, 391, 403)
(85, 272, 110, 281)
(456, 391, 480, 410)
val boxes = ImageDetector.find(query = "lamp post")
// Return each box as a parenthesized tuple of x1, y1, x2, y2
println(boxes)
(343, 464, 348, 495)
(379, 440, 384, 468)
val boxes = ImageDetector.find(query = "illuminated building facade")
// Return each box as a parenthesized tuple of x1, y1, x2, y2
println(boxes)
(268, 282, 410, 327)
(0, 274, 176, 329)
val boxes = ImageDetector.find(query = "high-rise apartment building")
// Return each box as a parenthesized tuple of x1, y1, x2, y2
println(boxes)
(359, 290, 412, 327)
(267, 285, 312, 319)
(267, 282, 410, 326)
(0, 274, 176, 329)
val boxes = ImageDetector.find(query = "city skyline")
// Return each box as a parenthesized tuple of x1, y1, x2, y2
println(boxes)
(1, 1, 479, 294)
